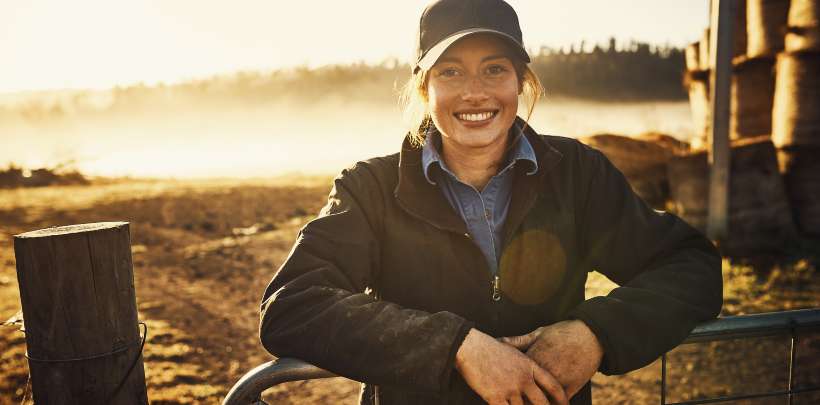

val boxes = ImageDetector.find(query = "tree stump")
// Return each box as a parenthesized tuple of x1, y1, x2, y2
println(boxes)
(13, 222, 148, 404)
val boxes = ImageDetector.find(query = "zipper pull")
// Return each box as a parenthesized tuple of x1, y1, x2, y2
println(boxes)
(491, 275, 501, 302)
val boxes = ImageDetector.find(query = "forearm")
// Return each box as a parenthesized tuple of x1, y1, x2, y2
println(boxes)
(260, 267, 474, 392)
(574, 148, 723, 374)
(569, 239, 722, 374)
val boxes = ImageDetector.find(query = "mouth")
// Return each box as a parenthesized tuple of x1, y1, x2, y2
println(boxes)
(454, 110, 498, 123)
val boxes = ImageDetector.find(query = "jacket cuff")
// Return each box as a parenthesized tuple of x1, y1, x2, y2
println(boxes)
(438, 319, 475, 393)
(566, 297, 618, 375)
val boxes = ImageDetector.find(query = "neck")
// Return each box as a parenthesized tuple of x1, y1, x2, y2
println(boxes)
(440, 135, 509, 191)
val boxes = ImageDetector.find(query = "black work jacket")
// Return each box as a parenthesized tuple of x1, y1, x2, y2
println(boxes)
(260, 123, 723, 404)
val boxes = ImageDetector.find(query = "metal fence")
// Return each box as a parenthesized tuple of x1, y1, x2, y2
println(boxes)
(661, 308, 820, 405)
(223, 308, 820, 405)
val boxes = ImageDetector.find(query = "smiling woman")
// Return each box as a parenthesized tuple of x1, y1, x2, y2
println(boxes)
(258, 1, 723, 404)
(401, 36, 543, 150)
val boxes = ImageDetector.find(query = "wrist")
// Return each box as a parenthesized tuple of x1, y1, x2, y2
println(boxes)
(574, 320, 604, 362)
(455, 328, 478, 370)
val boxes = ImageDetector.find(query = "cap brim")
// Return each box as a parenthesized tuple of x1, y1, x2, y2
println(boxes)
(414, 28, 530, 73)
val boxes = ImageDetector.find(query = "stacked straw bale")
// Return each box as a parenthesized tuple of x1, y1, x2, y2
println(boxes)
(728, 0, 781, 141)
(686, 3, 750, 148)
(747, 0, 791, 57)
(700, 28, 712, 70)
(685, 28, 714, 150)
(771, 0, 820, 236)
(735, 0, 750, 58)
(785, 0, 820, 52)
(731, 57, 776, 139)
(677, 0, 820, 250)
(776, 145, 820, 237)
(685, 68, 711, 150)
(772, 52, 820, 147)
(667, 137, 796, 257)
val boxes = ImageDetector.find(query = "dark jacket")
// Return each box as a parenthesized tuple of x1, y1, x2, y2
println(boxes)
(259, 123, 723, 404)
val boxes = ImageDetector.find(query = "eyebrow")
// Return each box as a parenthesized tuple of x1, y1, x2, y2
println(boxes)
(436, 54, 510, 64)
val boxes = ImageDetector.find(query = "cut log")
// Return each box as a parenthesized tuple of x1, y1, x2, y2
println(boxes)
(13, 222, 148, 404)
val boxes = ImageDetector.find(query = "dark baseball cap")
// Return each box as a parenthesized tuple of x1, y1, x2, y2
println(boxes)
(413, 0, 530, 73)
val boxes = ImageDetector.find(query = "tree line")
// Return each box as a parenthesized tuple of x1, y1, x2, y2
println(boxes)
(1, 39, 687, 123)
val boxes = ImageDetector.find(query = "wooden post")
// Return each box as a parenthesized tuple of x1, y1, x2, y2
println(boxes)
(708, 0, 735, 241)
(13, 222, 148, 404)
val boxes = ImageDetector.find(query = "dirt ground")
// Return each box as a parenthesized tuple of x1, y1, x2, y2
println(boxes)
(1, 179, 818, 404)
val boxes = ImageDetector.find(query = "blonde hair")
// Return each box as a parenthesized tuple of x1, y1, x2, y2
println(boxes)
(399, 59, 544, 147)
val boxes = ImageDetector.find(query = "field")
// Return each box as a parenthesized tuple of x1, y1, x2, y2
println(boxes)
(1, 178, 818, 404)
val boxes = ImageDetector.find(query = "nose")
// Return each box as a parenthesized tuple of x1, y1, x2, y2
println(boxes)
(460, 76, 489, 103)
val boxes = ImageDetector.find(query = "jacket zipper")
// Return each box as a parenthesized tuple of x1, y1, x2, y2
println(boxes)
(491, 275, 501, 301)
(490, 274, 502, 333)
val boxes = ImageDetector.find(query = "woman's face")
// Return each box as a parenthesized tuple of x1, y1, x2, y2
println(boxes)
(426, 34, 521, 151)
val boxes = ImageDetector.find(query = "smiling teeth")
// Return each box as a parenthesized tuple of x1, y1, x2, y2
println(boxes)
(457, 112, 494, 121)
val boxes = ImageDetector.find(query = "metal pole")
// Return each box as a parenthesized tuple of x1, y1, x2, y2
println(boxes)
(661, 353, 668, 405)
(707, 0, 734, 241)
(787, 322, 797, 405)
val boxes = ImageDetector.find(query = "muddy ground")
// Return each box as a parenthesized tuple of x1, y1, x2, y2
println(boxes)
(1, 179, 818, 404)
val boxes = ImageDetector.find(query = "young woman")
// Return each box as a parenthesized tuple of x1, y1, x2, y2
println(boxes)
(259, 1, 723, 404)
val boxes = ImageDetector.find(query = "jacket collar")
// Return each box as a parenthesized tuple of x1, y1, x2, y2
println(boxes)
(421, 122, 538, 185)
(394, 117, 563, 236)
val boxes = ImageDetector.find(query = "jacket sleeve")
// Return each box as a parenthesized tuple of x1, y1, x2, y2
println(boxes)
(259, 163, 474, 393)
(566, 146, 723, 375)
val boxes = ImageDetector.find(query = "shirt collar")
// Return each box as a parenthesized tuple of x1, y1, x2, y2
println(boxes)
(421, 122, 539, 185)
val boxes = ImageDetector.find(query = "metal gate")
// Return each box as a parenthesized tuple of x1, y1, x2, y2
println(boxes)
(224, 308, 820, 405)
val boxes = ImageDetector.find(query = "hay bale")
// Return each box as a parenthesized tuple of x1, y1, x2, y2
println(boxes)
(785, 0, 820, 52)
(581, 133, 688, 209)
(777, 146, 820, 237)
(734, 0, 749, 59)
(789, 0, 820, 26)
(668, 137, 796, 257)
(731, 56, 776, 139)
(772, 52, 820, 148)
(686, 73, 711, 149)
(747, 0, 790, 58)
(700, 28, 712, 70)
(686, 42, 701, 71)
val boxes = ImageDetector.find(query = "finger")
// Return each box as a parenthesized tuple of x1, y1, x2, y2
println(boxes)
(532, 364, 568, 405)
(522, 381, 549, 405)
(498, 334, 531, 350)
(499, 327, 543, 350)
(509, 395, 524, 405)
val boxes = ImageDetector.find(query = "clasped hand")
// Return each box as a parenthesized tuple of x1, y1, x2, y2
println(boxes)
(455, 320, 603, 404)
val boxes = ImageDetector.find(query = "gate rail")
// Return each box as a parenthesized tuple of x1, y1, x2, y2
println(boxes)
(661, 308, 820, 405)
(223, 308, 820, 405)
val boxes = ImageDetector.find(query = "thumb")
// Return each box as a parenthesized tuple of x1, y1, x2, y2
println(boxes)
(498, 327, 544, 350)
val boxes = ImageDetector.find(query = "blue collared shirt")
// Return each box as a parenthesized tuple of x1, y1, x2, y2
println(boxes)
(421, 124, 538, 276)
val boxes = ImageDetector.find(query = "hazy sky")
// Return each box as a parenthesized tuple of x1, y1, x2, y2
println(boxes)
(1, 1, 709, 94)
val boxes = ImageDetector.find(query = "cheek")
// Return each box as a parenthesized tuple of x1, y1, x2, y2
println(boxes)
(500, 82, 520, 109)
(427, 88, 452, 118)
